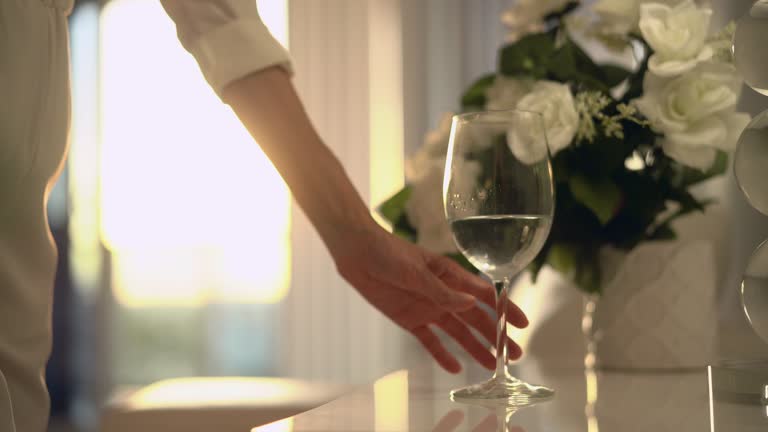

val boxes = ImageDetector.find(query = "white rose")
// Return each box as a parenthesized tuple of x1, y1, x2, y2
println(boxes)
(405, 159, 455, 254)
(593, 0, 682, 35)
(659, 113, 751, 169)
(593, 0, 643, 34)
(501, 0, 571, 41)
(485, 76, 534, 111)
(405, 157, 481, 254)
(405, 112, 454, 182)
(639, 1, 713, 77)
(635, 64, 750, 169)
(509, 81, 578, 163)
(423, 112, 454, 158)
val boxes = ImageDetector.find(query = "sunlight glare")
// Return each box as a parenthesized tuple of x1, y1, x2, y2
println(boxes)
(374, 370, 409, 432)
(368, 1, 404, 228)
(253, 418, 294, 432)
(100, 0, 290, 307)
(130, 377, 304, 409)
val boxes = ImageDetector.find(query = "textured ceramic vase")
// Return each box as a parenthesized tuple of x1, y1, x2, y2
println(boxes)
(583, 237, 718, 369)
(588, 369, 709, 431)
(517, 207, 724, 370)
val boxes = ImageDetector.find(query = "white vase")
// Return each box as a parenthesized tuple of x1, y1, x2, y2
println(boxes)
(584, 209, 723, 369)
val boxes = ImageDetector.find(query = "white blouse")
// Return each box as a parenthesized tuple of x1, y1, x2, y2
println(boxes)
(160, 0, 293, 97)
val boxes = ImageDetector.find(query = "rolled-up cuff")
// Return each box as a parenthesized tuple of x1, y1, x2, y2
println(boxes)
(187, 18, 292, 98)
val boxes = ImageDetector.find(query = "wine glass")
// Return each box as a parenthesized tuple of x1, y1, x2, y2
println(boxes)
(443, 110, 555, 406)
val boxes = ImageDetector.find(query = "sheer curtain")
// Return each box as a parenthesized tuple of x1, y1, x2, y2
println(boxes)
(280, 0, 523, 386)
(278, 0, 408, 384)
(402, 0, 514, 156)
(279, 0, 519, 384)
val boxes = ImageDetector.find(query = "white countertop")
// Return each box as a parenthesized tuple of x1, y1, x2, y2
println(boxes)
(252, 354, 768, 432)
(249, 273, 768, 432)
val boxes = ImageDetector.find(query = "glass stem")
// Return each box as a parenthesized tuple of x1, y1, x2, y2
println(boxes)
(492, 277, 512, 383)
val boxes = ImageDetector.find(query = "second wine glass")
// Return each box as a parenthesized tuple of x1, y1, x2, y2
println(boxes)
(444, 110, 555, 406)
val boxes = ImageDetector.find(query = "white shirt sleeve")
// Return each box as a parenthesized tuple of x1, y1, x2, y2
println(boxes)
(160, 0, 292, 98)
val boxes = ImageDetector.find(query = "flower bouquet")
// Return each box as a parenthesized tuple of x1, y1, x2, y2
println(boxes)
(379, 0, 751, 294)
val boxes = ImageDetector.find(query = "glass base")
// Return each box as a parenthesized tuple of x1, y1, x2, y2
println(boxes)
(450, 377, 554, 408)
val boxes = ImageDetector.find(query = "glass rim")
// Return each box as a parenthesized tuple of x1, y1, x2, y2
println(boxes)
(452, 109, 544, 124)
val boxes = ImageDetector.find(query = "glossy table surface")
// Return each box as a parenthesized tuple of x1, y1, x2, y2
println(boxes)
(252, 354, 768, 432)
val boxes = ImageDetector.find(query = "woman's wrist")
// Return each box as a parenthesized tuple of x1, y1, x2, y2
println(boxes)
(222, 67, 382, 261)
(307, 163, 382, 266)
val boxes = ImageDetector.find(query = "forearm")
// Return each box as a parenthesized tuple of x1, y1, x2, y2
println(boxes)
(221, 66, 376, 255)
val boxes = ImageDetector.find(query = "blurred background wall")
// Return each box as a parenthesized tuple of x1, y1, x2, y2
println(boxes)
(46, 0, 768, 430)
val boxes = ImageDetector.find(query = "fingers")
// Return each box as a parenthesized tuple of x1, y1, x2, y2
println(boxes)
(437, 315, 496, 370)
(428, 256, 496, 310)
(455, 307, 524, 361)
(416, 270, 476, 311)
(432, 410, 464, 432)
(414, 319, 522, 373)
(456, 306, 496, 346)
(471, 413, 498, 432)
(507, 337, 523, 360)
(457, 301, 529, 351)
(504, 299, 529, 329)
(412, 326, 462, 374)
(427, 256, 529, 329)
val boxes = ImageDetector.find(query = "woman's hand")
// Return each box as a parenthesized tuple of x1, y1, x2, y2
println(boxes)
(332, 224, 529, 373)
(222, 68, 528, 372)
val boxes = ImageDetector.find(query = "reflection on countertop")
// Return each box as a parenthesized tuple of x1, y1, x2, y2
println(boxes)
(251, 272, 768, 432)
(252, 350, 768, 432)
(430, 408, 524, 432)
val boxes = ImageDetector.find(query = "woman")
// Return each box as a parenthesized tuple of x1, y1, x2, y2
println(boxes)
(0, 1, 528, 429)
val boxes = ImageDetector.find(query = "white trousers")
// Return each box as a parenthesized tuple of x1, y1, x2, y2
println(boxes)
(0, 0, 72, 430)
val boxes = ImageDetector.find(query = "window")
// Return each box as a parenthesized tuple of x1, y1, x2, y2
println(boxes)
(100, 0, 291, 307)
(68, 0, 291, 387)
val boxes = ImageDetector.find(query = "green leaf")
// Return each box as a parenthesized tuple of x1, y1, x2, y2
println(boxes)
(547, 38, 610, 92)
(528, 238, 553, 282)
(461, 74, 496, 109)
(600, 64, 633, 88)
(547, 243, 578, 275)
(648, 196, 714, 241)
(568, 175, 622, 225)
(499, 33, 557, 79)
(675, 150, 729, 187)
(648, 223, 676, 241)
(566, 130, 639, 179)
(377, 186, 412, 225)
(603, 171, 667, 249)
(528, 256, 545, 283)
(546, 243, 601, 294)
(548, 183, 603, 244)
(622, 40, 651, 102)
(667, 189, 707, 213)
(392, 215, 417, 242)
(574, 255, 601, 294)
(543, 1, 581, 23)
